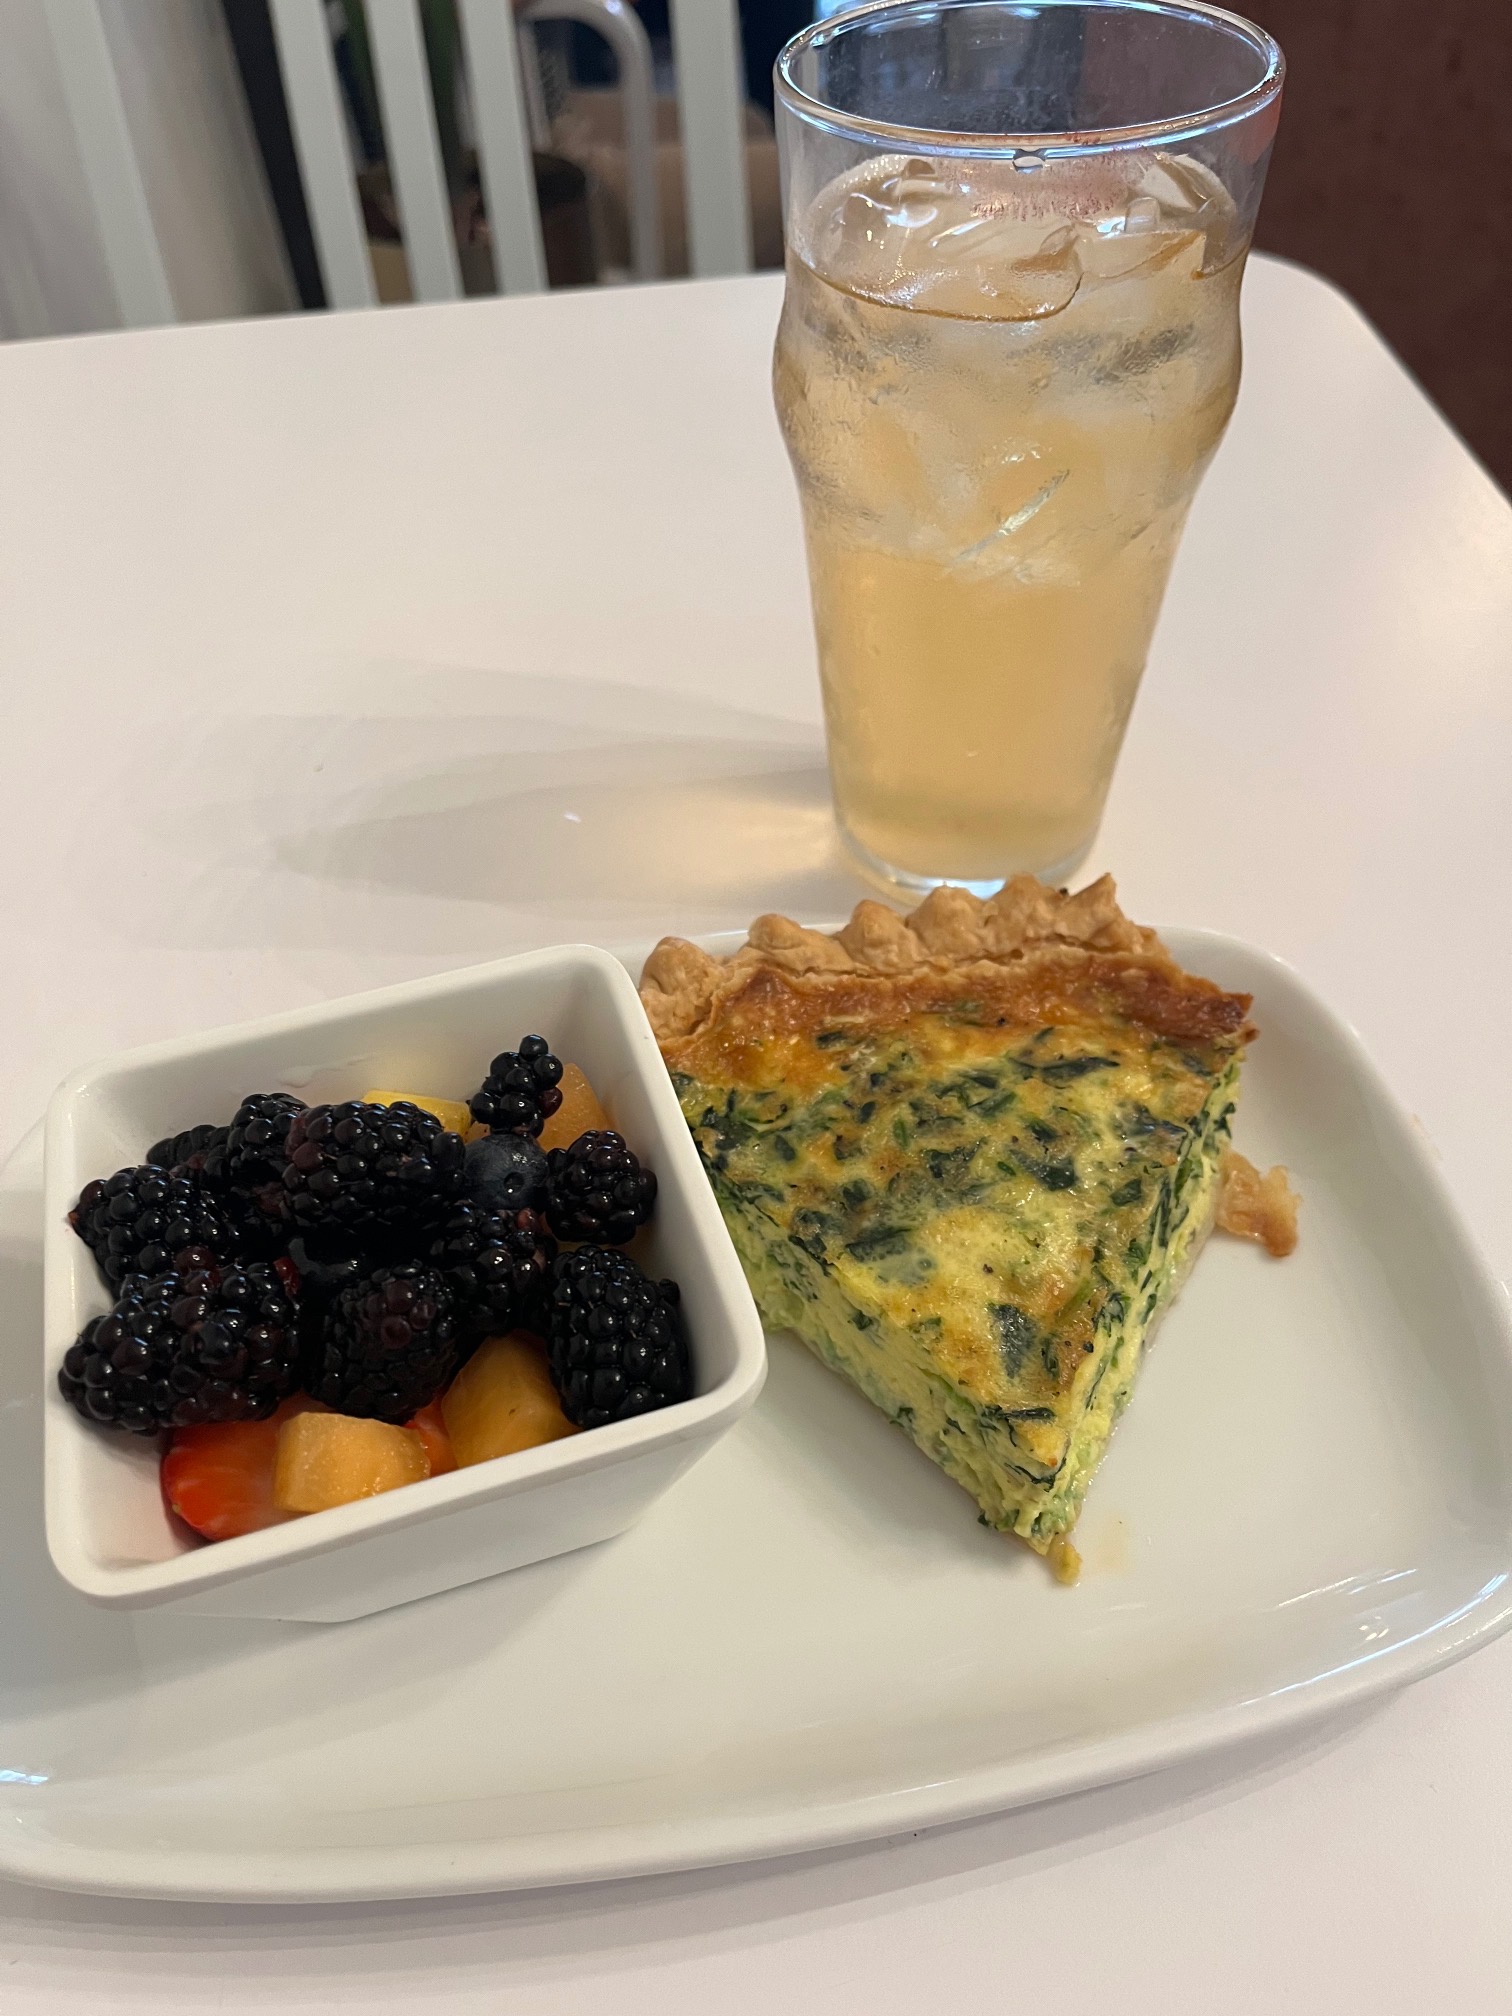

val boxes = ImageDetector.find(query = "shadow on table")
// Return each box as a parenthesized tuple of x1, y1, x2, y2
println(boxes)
(111, 664, 869, 952)
(279, 742, 848, 916)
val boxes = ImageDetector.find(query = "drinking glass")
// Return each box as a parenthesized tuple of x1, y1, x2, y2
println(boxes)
(773, 0, 1283, 894)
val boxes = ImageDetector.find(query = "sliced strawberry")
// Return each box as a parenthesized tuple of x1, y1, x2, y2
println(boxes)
(162, 1396, 310, 1542)
(407, 1398, 457, 1477)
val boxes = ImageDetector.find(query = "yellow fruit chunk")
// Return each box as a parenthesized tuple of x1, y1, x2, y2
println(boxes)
(362, 1089, 471, 1136)
(441, 1332, 579, 1467)
(272, 1411, 430, 1514)
(538, 1062, 612, 1152)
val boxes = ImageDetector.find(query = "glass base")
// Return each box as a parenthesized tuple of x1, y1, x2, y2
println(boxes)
(838, 818, 1097, 904)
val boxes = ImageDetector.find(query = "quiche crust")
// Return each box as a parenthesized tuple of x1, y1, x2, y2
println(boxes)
(643, 876, 1254, 1057)
(643, 878, 1267, 1569)
(1217, 1149, 1301, 1257)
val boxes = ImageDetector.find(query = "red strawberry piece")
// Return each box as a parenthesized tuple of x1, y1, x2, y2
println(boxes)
(161, 1396, 312, 1541)
(406, 1398, 457, 1477)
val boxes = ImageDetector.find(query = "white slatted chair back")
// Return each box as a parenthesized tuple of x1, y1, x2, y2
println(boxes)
(523, 0, 662, 283)
(665, 0, 752, 277)
(45, 0, 178, 325)
(45, 0, 754, 327)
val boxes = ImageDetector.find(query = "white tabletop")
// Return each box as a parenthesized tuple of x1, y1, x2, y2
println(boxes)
(2, 257, 1510, 2009)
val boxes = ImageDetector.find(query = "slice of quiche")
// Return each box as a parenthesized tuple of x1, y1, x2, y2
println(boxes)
(642, 876, 1286, 1577)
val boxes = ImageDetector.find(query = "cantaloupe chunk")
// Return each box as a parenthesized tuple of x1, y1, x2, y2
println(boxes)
(272, 1411, 429, 1514)
(441, 1332, 578, 1467)
(538, 1062, 612, 1152)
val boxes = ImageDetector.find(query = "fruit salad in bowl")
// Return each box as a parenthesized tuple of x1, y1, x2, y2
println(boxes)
(62, 1037, 687, 1543)
(43, 945, 765, 1620)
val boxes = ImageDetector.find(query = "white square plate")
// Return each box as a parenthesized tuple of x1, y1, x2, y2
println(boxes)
(0, 927, 1509, 1899)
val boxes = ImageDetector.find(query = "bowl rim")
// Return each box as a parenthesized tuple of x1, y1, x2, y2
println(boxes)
(42, 942, 767, 1605)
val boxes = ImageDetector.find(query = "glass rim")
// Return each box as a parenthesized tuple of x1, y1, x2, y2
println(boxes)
(774, 0, 1285, 159)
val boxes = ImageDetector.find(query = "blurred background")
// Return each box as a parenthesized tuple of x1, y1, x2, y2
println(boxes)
(0, 0, 1505, 489)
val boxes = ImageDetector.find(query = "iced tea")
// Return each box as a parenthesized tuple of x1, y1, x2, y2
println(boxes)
(775, 150, 1244, 888)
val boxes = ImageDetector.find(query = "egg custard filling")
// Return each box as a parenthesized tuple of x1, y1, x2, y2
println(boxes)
(642, 876, 1266, 1575)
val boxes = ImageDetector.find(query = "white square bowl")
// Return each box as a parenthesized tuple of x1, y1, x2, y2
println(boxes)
(42, 946, 767, 1622)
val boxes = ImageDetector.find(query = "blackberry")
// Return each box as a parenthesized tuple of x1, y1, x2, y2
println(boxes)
(309, 1263, 463, 1421)
(546, 1247, 690, 1430)
(467, 1035, 564, 1138)
(430, 1202, 556, 1341)
(146, 1123, 228, 1175)
(463, 1131, 549, 1214)
(286, 1228, 368, 1300)
(205, 1092, 305, 1192)
(546, 1132, 656, 1245)
(69, 1166, 247, 1289)
(57, 1261, 300, 1435)
(285, 1228, 368, 1358)
(277, 1099, 466, 1237)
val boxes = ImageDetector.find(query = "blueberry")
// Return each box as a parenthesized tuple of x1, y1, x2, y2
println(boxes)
(463, 1132, 550, 1214)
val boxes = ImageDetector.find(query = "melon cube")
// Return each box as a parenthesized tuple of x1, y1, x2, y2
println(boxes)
(272, 1411, 430, 1514)
(441, 1332, 578, 1467)
(538, 1061, 612, 1152)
